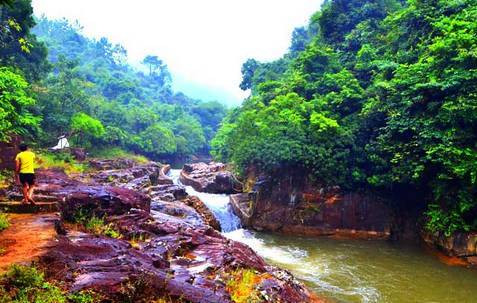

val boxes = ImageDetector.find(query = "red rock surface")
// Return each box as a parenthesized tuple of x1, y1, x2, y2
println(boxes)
(230, 168, 393, 240)
(180, 162, 243, 194)
(422, 231, 477, 266)
(20, 158, 324, 302)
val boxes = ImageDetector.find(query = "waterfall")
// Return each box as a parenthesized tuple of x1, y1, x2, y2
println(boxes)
(169, 169, 241, 232)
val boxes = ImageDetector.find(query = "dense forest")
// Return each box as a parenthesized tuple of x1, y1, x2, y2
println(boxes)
(212, 0, 477, 236)
(2, 0, 477, 236)
(1, 0, 227, 162)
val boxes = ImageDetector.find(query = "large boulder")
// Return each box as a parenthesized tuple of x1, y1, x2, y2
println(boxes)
(59, 185, 150, 221)
(230, 168, 393, 239)
(422, 231, 477, 265)
(180, 162, 242, 194)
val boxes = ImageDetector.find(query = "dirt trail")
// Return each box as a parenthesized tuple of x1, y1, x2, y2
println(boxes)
(0, 213, 58, 271)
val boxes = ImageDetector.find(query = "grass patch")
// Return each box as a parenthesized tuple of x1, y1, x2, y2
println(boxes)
(225, 269, 269, 303)
(0, 213, 9, 232)
(89, 147, 149, 164)
(36, 151, 88, 175)
(71, 209, 120, 239)
(128, 233, 149, 249)
(0, 264, 99, 303)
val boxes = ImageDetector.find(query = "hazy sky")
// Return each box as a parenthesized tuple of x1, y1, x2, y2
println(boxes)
(32, 0, 323, 105)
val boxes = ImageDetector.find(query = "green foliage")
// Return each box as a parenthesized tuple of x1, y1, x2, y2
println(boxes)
(214, 0, 477, 235)
(0, 0, 50, 82)
(70, 112, 105, 148)
(131, 123, 177, 156)
(36, 151, 87, 175)
(28, 18, 227, 160)
(0, 265, 99, 303)
(0, 213, 9, 231)
(0, 67, 39, 142)
(0, 265, 66, 303)
(66, 291, 98, 303)
(71, 209, 120, 239)
(84, 216, 120, 238)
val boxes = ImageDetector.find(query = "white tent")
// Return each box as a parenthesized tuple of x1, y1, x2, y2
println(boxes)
(50, 136, 70, 150)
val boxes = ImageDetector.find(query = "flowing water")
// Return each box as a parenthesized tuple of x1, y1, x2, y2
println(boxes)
(170, 169, 477, 303)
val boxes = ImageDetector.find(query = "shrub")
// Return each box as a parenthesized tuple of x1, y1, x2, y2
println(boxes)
(225, 269, 266, 303)
(0, 264, 66, 303)
(0, 214, 9, 232)
(71, 209, 120, 239)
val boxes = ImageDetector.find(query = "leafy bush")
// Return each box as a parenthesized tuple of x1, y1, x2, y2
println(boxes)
(0, 214, 9, 232)
(0, 68, 39, 142)
(0, 265, 66, 303)
(71, 209, 120, 239)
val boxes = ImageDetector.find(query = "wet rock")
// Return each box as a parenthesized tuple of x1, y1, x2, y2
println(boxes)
(88, 158, 137, 170)
(151, 199, 205, 228)
(150, 184, 187, 201)
(181, 196, 221, 231)
(59, 186, 150, 221)
(180, 162, 243, 194)
(230, 168, 392, 239)
(30, 161, 323, 302)
(69, 148, 86, 161)
(422, 231, 477, 265)
(88, 162, 163, 190)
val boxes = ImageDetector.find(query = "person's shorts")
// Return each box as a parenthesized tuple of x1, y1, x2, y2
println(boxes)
(19, 173, 35, 186)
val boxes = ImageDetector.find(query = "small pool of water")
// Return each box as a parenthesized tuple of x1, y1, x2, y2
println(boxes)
(226, 229, 477, 303)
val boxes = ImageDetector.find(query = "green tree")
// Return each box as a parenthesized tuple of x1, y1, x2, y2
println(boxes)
(214, 0, 477, 235)
(0, 67, 39, 141)
(0, 0, 49, 81)
(70, 112, 105, 147)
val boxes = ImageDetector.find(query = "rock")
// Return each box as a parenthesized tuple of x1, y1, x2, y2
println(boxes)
(28, 160, 323, 302)
(230, 168, 392, 239)
(180, 162, 243, 194)
(54, 219, 67, 235)
(422, 231, 477, 265)
(69, 148, 86, 161)
(181, 196, 221, 231)
(88, 158, 137, 170)
(59, 186, 150, 221)
(0, 135, 20, 170)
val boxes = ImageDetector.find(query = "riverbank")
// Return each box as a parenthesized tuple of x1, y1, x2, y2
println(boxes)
(0, 158, 324, 303)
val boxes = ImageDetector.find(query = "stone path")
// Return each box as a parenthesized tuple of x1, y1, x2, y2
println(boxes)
(0, 213, 58, 271)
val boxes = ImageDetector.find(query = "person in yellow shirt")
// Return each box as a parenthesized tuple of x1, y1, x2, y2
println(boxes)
(14, 143, 36, 205)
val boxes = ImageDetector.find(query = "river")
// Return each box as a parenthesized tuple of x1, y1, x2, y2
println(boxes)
(169, 169, 477, 303)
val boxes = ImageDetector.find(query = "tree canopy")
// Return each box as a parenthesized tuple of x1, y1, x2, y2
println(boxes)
(213, 0, 477, 236)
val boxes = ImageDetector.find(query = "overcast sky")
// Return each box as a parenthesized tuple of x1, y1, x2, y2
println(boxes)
(32, 0, 323, 105)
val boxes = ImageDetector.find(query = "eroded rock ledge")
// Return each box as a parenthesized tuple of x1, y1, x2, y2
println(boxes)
(230, 168, 393, 240)
(28, 158, 323, 302)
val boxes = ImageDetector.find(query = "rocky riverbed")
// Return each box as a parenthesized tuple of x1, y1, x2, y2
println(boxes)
(183, 162, 477, 267)
(0, 158, 324, 303)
